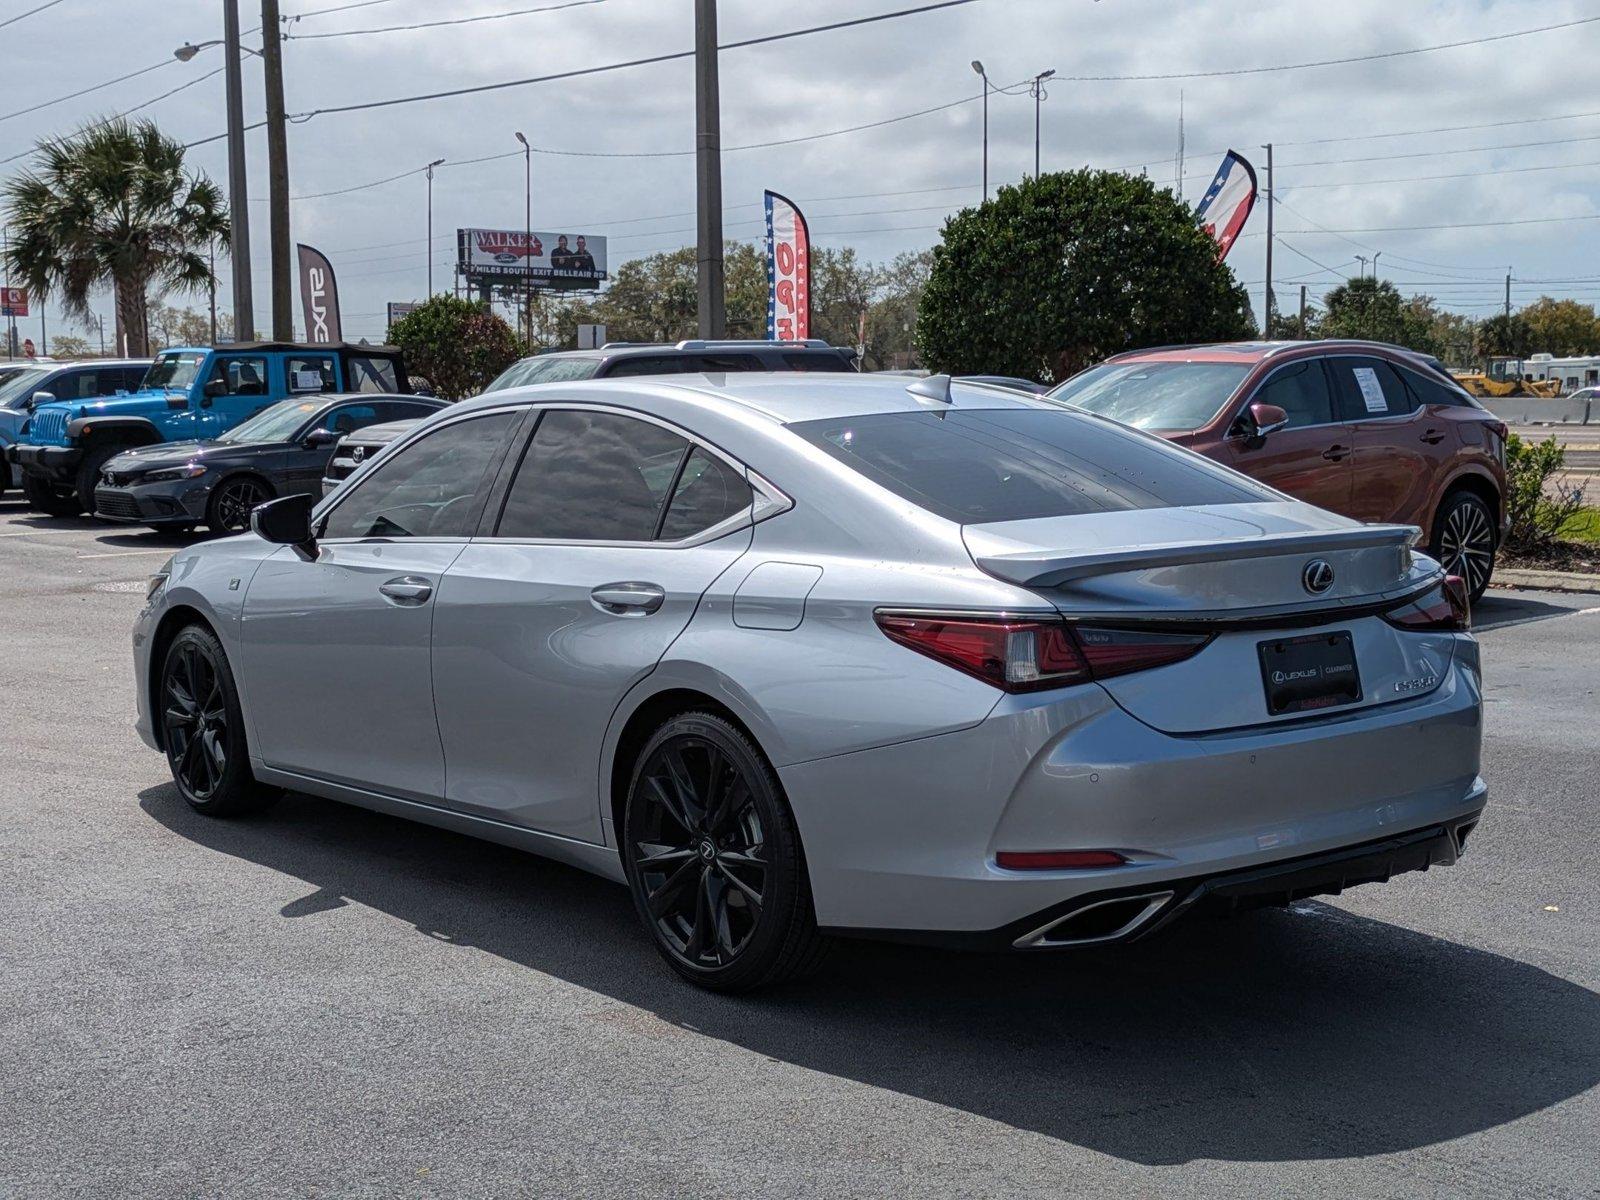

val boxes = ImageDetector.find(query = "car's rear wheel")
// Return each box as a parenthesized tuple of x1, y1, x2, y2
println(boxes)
(206, 475, 272, 534)
(1431, 490, 1497, 604)
(21, 471, 81, 516)
(622, 712, 828, 992)
(160, 625, 277, 816)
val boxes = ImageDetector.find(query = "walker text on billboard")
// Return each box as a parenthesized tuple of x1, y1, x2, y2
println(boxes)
(457, 228, 608, 285)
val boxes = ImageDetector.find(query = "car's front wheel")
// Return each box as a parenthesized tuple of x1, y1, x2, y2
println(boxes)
(20, 471, 81, 516)
(1431, 490, 1497, 604)
(622, 712, 828, 992)
(160, 625, 277, 816)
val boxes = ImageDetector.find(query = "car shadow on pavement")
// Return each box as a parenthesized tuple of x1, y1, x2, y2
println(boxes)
(1474, 592, 1590, 632)
(141, 783, 1600, 1169)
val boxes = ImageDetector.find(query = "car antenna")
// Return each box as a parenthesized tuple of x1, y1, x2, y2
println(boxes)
(905, 374, 953, 406)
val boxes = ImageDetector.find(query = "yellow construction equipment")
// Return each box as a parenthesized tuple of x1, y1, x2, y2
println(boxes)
(1451, 357, 1561, 398)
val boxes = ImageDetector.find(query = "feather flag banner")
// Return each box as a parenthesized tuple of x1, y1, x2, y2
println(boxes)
(764, 190, 811, 341)
(1194, 150, 1258, 261)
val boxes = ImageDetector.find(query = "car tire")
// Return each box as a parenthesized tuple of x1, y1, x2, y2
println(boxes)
(206, 475, 273, 535)
(159, 625, 278, 817)
(622, 711, 829, 993)
(75, 444, 124, 514)
(21, 470, 82, 516)
(1430, 490, 1497, 605)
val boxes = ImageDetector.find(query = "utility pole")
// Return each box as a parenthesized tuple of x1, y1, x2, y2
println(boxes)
(1505, 269, 1512, 319)
(208, 241, 218, 343)
(972, 61, 990, 199)
(694, 0, 725, 338)
(514, 133, 531, 344)
(1261, 142, 1274, 332)
(223, 0, 254, 342)
(262, 0, 292, 340)
(1298, 284, 1307, 338)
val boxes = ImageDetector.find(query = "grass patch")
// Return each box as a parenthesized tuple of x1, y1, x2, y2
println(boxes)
(1559, 509, 1600, 543)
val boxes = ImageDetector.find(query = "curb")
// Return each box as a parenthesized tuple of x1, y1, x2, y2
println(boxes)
(1493, 567, 1600, 595)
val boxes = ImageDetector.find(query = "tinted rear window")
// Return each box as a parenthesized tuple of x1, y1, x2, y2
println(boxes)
(792, 408, 1276, 524)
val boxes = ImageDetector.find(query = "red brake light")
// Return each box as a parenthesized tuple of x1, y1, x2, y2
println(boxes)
(874, 613, 1210, 693)
(996, 850, 1127, 870)
(1382, 575, 1470, 632)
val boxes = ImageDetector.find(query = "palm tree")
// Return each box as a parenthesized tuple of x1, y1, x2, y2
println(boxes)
(2, 118, 228, 356)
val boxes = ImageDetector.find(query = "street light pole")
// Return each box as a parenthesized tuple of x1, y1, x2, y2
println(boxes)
(694, 0, 725, 338)
(222, 0, 254, 342)
(514, 132, 531, 344)
(1261, 141, 1274, 332)
(1030, 68, 1055, 178)
(262, 0, 292, 341)
(425, 158, 445, 297)
(971, 60, 989, 198)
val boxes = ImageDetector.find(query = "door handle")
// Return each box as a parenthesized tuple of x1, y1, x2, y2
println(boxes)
(590, 582, 666, 615)
(378, 575, 433, 605)
(1420, 429, 1446, 444)
(1322, 445, 1350, 461)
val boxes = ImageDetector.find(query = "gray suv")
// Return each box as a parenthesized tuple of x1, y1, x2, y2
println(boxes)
(322, 339, 856, 494)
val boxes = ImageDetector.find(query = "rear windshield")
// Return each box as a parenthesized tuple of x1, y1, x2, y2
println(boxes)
(486, 355, 603, 391)
(792, 408, 1276, 524)
(1048, 361, 1251, 431)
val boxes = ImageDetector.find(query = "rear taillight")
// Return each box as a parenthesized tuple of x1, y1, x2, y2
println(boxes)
(874, 613, 1210, 693)
(1382, 575, 1471, 632)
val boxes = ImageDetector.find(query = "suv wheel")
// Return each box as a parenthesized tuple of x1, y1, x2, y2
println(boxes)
(159, 625, 277, 816)
(21, 471, 82, 516)
(1431, 490, 1497, 604)
(622, 712, 828, 992)
(75, 444, 124, 513)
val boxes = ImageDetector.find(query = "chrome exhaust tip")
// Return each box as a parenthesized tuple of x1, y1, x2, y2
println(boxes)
(1012, 891, 1175, 950)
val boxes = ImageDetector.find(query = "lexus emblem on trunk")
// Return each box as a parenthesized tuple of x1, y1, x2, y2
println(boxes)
(1302, 559, 1335, 594)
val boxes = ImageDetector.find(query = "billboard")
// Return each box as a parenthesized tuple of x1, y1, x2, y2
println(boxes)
(457, 228, 607, 288)
(386, 301, 420, 330)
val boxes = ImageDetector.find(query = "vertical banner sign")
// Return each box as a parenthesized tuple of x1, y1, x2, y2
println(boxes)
(296, 244, 343, 344)
(764, 190, 810, 341)
(1194, 150, 1258, 261)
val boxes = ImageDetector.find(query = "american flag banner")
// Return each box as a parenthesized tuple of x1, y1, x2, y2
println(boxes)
(765, 190, 811, 341)
(1194, 150, 1258, 261)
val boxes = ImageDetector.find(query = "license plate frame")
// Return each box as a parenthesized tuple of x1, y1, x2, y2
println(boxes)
(1258, 631, 1362, 716)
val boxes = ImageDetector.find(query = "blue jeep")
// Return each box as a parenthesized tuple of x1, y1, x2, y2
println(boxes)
(7, 341, 414, 515)
(0, 359, 151, 500)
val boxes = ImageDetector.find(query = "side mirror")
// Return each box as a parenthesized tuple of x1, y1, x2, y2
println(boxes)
(302, 427, 341, 449)
(26, 390, 55, 412)
(250, 493, 317, 558)
(1234, 401, 1289, 443)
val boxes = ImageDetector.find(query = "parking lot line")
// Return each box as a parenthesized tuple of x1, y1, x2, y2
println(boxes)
(75, 549, 174, 559)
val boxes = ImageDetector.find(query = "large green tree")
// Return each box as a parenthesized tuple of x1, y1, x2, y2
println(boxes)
(2, 118, 227, 356)
(1519, 296, 1600, 356)
(1317, 277, 1441, 354)
(915, 170, 1255, 382)
(1474, 312, 1533, 362)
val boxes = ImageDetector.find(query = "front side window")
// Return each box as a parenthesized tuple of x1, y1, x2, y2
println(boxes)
(1048, 361, 1251, 431)
(218, 399, 322, 444)
(345, 355, 400, 393)
(794, 408, 1276, 525)
(210, 356, 270, 396)
(323, 412, 515, 540)
(286, 355, 338, 393)
(1250, 359, 1335, 429)
(496, 409, 689, 540)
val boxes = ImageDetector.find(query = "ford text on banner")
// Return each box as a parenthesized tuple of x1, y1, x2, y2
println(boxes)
(1194, 151, 1258, 261)
(297, 244, 343, 344)
(765, 191, 811, 341)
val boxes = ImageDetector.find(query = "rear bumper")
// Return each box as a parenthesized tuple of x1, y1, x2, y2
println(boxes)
(783, 645, 1484, 938)
(6, 443, 80, 480)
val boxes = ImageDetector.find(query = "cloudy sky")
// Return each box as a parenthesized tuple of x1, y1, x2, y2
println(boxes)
(3, 0, 1598, 347)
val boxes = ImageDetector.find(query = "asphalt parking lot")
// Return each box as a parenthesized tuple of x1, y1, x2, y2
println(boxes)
(1, 499, 1595, 1199)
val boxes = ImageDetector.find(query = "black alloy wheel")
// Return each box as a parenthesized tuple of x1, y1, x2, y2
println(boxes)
(160, 625, 276, 815)
(623, 712, 827, 991)
(1432, 491, 1497, 604)
(207, 475, 272, 534)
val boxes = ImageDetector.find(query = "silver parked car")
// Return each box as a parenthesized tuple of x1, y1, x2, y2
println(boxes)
(134, 374, 1486, 991)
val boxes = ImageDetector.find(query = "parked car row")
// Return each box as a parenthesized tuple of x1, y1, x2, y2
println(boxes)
(136, 369, 1486, 992)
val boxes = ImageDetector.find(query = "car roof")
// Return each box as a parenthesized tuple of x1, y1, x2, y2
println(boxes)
(461, 371, 1054, 426)
(1105, 339, 1439, 366)
(44, 358, 150, 368)
(158, 342, 402, 355)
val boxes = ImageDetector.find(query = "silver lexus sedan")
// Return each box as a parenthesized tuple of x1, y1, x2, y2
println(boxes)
(133, 373, 1486, 991)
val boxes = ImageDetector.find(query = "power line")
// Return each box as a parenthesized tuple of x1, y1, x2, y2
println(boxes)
(287, 0, 406, 17)
(1254, 213, 1600, 235)
(286, 0, 608, 39)
(1048, 15, 1600, 82)
(1282, 129, 1600, 168)
(0, 0, 66, 30)
(1279, 155, 1600, 191)
(0, 57, 173, 126)
(1274, 106, 1600, 147)
(0, 65, 225, 165)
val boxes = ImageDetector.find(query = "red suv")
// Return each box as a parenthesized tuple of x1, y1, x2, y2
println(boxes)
(1049, 341, 1509, 600)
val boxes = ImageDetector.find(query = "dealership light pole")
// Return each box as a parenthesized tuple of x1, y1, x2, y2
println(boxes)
(1261, 141, 1274, 331)
(694, 0, 725, 338)
(514, 132, 531, 344)
(971, 60, 989, 198)
(1030, 68, 1054, 177)
(425, 157, 445, 297)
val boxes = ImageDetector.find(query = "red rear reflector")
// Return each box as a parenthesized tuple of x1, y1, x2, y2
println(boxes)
(996, 850, 1128, 870)
(1382, 575, 1470, 632)
(875, 613, 1210, 693)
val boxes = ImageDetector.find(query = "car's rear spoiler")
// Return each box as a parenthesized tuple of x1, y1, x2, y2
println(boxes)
(969, 523, 1421, 588)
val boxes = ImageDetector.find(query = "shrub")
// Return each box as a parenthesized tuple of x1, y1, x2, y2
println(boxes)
(1504, 433, 1585, 551)
(388, 295, 521, 400)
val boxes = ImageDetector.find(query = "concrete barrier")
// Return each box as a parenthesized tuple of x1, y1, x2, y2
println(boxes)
(1480, 395, 1593, 425)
